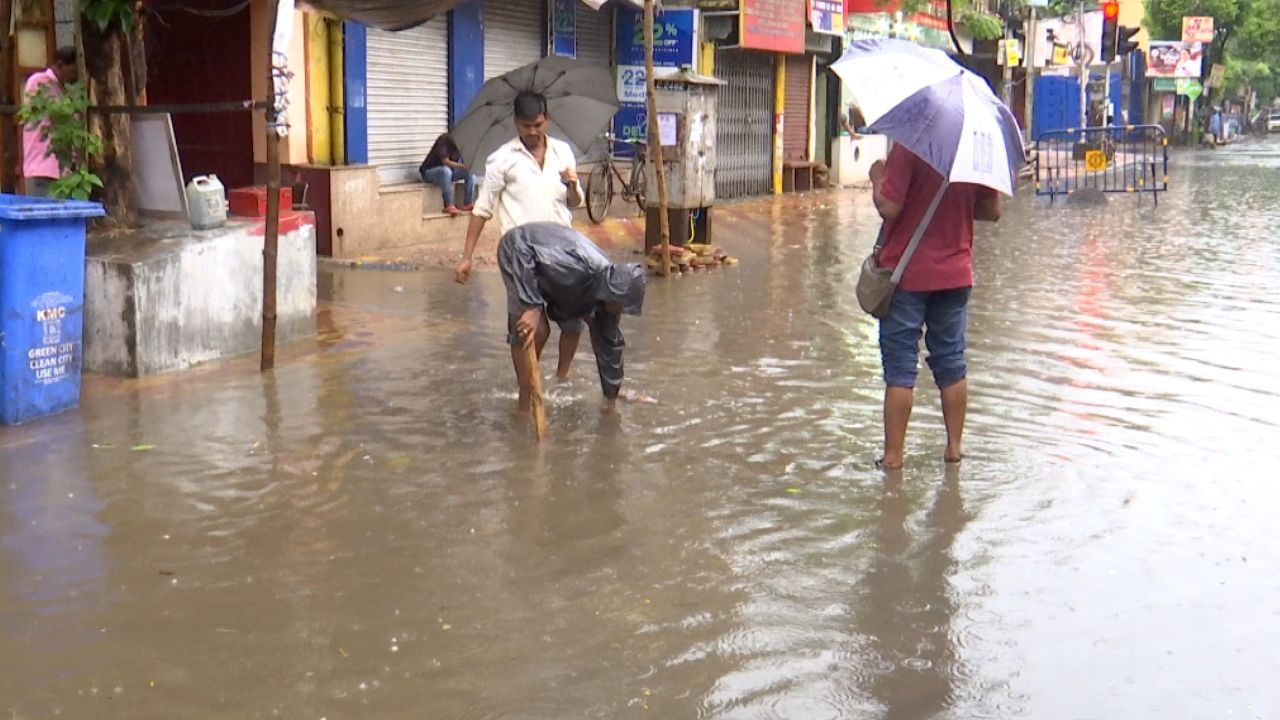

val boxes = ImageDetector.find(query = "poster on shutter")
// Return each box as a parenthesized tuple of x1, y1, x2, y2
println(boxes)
(614, 106, 648, 146)
(550, 0, 577, 57)
(617, 65, 648, 104)
(809, 0, 845, 36)
(741, 0, 806, 54)
(614, 8, 696, 158)
(615, 8, 697, 67)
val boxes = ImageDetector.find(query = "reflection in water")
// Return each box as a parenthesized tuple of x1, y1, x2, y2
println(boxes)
(862, 468, 968, 719)
(3, 142, 1280, 718)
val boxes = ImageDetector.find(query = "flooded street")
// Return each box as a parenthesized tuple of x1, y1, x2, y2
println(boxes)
(3, 139, 1280, 719)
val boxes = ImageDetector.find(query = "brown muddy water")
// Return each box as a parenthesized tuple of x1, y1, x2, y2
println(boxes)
(2, 142, 1279, 719)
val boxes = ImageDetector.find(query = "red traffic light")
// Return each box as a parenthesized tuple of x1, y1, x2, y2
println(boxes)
(1102, 1, 1120, 19)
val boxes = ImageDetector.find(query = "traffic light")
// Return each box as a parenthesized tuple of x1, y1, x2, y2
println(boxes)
(1100, 1, 1120, 63)
(1115, 25, 1140, 57)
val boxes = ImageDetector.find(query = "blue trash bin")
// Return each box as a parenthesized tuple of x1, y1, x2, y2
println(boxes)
(0, 193, 106, 425)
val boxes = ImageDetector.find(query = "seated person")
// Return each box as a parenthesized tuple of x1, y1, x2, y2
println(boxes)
(419, 132, 475, 215)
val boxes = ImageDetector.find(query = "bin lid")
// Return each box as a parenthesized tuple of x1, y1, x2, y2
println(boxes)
(0, 193, 107, 220)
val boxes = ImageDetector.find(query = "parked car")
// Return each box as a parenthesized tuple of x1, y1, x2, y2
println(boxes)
(1268, 110, 1280, 133)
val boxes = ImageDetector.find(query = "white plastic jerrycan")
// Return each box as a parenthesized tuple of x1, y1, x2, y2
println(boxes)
(186, 175, 228, 230)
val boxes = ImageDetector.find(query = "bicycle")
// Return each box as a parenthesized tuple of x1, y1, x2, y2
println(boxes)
(585, 133, 648, 224)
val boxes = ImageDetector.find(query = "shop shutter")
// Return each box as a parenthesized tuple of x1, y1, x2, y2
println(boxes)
(575, 4, 613, 163)
(714, 49, 776, 199)
(484, 0, 545, 81)
(366, 18, 450, 185)
(783, 54, 811, 162)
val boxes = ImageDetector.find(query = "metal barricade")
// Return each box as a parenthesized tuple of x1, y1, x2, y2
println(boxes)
(1033, 125, 1169, 204)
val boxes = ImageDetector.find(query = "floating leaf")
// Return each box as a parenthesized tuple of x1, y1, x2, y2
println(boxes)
(131, 444, 157, 452)
(785, 487, 801, 494)
(389, 456, 412, 471)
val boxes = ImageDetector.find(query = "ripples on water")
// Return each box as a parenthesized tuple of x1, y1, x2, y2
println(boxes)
(2, 142, 1280, 719)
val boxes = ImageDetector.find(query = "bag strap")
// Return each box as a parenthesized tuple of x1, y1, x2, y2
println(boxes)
(889, 181, 949, 285)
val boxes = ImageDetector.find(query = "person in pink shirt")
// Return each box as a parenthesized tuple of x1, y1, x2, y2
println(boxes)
(21, 47, 79, 197)
(870, 144, 1004, 470)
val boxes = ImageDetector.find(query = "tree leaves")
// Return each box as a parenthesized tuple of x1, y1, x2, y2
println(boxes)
(83, 0, 136, 33)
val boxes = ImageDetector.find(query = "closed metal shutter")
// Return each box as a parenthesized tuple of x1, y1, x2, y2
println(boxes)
(575, 5, 613, 163)
(484, 0, 545, 81)
(576, 5, 611, 67)
(783, 54, 811, 162)
(715, 49, 776, 199)
(367, 18, 450, 185)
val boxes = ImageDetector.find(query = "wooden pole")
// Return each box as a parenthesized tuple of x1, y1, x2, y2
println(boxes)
(525, 344, 548, 440)
(261, 0, 282, 371)
(643, 0, 671, 276)
(0, 0, 13, 193)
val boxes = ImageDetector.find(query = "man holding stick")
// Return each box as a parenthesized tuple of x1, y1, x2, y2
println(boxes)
(456, 91, 586, 383)
(499, 222, 649, 413)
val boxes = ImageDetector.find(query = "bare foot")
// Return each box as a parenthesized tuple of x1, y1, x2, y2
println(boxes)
(876, 456, 904, 471)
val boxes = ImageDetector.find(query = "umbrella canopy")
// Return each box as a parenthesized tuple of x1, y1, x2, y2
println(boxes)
(831, 38, 1026, 196)
(453, 57, 619, 172)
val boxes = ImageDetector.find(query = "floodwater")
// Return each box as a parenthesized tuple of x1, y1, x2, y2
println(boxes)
(3, 139, 1280, 720)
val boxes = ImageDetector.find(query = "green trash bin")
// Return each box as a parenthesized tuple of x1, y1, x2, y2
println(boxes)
(0, 193, 106, 425)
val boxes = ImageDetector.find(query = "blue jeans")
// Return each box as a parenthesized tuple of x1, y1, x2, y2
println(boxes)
(879, 287, 971, 389)
(420, 165, 475, 208)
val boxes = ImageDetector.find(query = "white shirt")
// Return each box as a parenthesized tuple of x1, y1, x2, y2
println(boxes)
(473, 136, 583, 236)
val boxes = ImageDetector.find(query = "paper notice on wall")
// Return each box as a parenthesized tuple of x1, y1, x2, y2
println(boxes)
(657, 113, 678, 146)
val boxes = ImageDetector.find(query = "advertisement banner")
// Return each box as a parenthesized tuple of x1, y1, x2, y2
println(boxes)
(809, 0, 845, 36)
(1206, 63, 1226, 88)
(549, 0, 576, 57)
(1153, 77, 1177, 92)
(1033, 12, 1104, 67)
(1148, 41, 1203, 79)
(741, 0, 806, 54)
(613, 8, 698, 154)
(1182, 16, 1214, 43)
(615, 7, 697, 66)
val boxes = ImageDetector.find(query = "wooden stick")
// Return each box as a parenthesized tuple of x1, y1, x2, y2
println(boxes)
(261, 0, 281, 372)
(525, 343, 548, 440)
(643, 0, 672, 276)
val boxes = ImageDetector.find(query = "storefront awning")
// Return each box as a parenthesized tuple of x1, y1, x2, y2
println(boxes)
(300, 0, 468, 31)
(302, 0, 644, 31)
(579, 0, 646, 9)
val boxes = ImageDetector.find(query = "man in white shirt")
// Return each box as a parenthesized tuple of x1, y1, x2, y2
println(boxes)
(455, 92, 586, 381)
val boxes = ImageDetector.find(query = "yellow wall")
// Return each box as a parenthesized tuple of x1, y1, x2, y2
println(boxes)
(305, 14, 332, 165)
(251, 1, 310, 166)
(1118, 0, 1150, 50)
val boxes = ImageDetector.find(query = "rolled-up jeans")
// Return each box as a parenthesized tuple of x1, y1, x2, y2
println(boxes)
(420, 165, 475, 208)
(879, 287, 971, 389)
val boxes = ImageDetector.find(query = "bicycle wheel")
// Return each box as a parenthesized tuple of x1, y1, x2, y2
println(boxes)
(629, 161, 648, 214)
(586, 163, 613, 224)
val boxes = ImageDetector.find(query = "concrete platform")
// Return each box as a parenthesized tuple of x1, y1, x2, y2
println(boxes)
(83, 214, 317, 377)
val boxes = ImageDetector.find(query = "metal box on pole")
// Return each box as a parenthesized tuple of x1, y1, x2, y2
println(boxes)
(643, 69, 724, 249)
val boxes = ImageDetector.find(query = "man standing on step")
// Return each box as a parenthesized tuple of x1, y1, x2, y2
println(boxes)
(455, 91, 585, 382)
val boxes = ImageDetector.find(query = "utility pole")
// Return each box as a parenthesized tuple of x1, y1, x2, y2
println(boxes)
(1024, 5, 1037, 141)
(0, 0, 12, 192)
(261, 0, 282, 371)
(643, 0, 671, 276)
(1076, 1, 1087, 128)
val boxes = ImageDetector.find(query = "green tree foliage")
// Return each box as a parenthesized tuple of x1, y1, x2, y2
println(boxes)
(1233, 0, 1280, 59)
(83, 0, 136, 32)
(15, 83, 105, 201)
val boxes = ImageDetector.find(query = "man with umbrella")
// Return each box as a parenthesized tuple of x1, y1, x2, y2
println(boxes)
(455, 91, 587, 381)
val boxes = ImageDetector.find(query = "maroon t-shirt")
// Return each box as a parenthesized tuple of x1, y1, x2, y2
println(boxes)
(877, 145, 997, 292)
